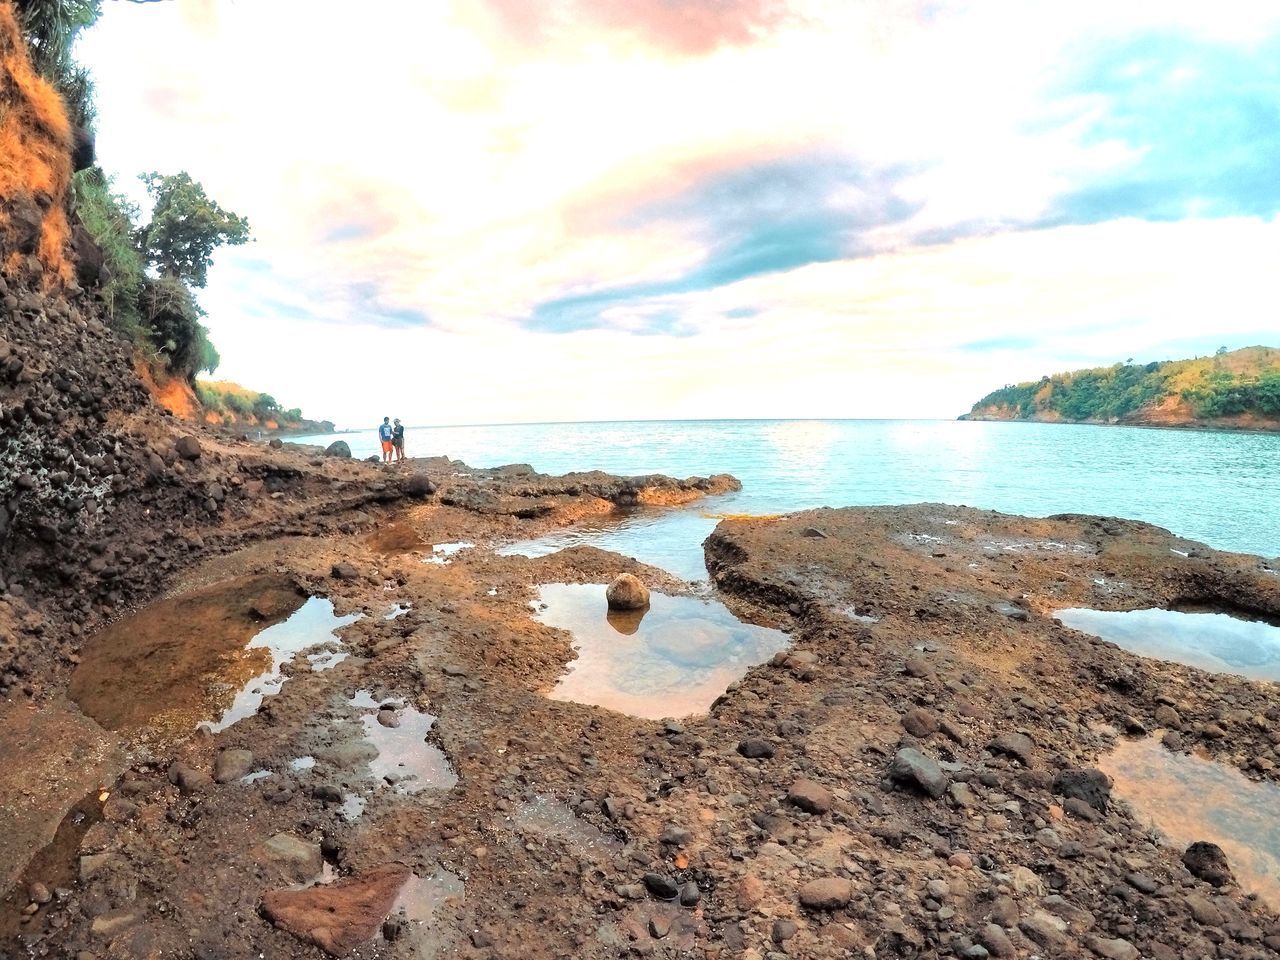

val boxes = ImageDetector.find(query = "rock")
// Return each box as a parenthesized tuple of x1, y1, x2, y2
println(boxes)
(213, 749, 254, 783)
(678, 881, 700, 907)
(979, 923, 1016, 958)
(1185, 893, 1224, 926)
(648, 915, 671, 939)
(903, 656, 933, 678)
(1087, 935, 1140, 960)
(1154, 704, 1182, 728)
(175, 436, 203, 461)
(269, 437, 284, 448)
(1063, 797, 1099, 821)
(786, 778, 833, 814)
(1019, 911, 1067, 948)
(72, 224, 104, 288)
(376, 709, 400, 728)
(798, 876, 853, 910)
(404, 474, 436, 498)
(1183, 841, 1233, 886)
(642, 872, 678, 900)
(324, 440, 352, 458)
(606, 574, 649, 611)
(737, 737, 775, 759)
(772, 918, 799, 942)
(1125, 872, 1158, 894)
(167, 761, 210, 794)
(902, 707, 940, 737)
(331, 562, 359, 581)
(889, 747, 948, 798)
(988, 732, 1035, 766)
(254, 834, 323, 883)
(28, 881, 51, 904)
(1052, 767, 1111, 812)
(261, 863, 411, 957)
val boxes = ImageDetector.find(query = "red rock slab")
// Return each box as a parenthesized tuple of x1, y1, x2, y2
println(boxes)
(261, 863, 411, 957)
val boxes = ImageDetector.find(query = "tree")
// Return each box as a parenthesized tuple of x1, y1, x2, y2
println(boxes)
(138, 172, 251, 288)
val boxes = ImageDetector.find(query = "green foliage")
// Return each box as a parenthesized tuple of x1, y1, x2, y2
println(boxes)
(14, 0, 101, 83)
(969, 348, 1280, 423)
(139, 172, 251, 288)
(194, 382, 309, 424)
(71, 168, 144, 334)
(195, 383, 225, 412)
(139, 275, 220, 381)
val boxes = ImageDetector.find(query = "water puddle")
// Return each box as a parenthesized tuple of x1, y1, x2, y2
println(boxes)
(422, 542, 473, 565)
(68, 574, 307, 733)
(499, 506, 721, 582)
(339, 794, 366, 821)
(1101, 735, 1280, 907)
(532, 583, 789, 720)
(289, 756, 316, 772)
(386, 602, 413, 620)
(386, 869, 465, 958)
(201, 598, 362, 733)
(1057, 606, 1280, 681)
(512, 796, 620, 856)
(839, 605, 880, 624)
(240, 770, 273, 784)
(353, 693, 457, 793)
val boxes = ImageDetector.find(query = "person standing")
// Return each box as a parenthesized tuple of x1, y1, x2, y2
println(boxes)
(392, 418, 406, 462)
(378, 417, 394, 463)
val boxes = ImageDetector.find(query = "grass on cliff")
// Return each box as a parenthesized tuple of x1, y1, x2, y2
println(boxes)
(969, 346, 1280, 422)
(196, 380, 305, 425)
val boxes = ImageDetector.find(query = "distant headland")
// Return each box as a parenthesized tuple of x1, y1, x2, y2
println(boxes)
(961, 346, 1280, 432)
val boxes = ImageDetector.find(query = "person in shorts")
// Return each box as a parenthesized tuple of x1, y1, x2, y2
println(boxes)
(392, 418, 405, 462)
(378, 417, 394, 462)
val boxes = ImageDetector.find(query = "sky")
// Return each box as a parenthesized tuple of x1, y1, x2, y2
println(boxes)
(78, 0, 1280, 427)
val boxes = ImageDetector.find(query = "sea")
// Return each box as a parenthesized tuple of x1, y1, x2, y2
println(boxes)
(288, 419, 1280, 581)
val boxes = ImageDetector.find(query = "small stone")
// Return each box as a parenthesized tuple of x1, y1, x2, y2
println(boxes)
(648, 915, 672, 939)
(902, 707, 940, 737)
(1087, 935, 1140, 960)
(331, 562, 359, 581)
(889, 747, 948, 798)
(737, 738, 775, 759)
(772, 919, 799, 943)
(786, 778, 833, 814)
(659, 824, 692, 847)
(1052, 767, 1111, 812)
(167, 761, 210, 794)
(678, 882, 700, 907)
(28, 882, 51, 905)
(376, 709, 400, 728)
(980, 923, 1016, 957)
(642, 873, 678, 900)
(798, 877, 853, 911)
(988, 732, 1035, 766)
(213, 749, 254, 783)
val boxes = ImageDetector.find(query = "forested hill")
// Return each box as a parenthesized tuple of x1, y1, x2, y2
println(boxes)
(961, 346, 1280, 431)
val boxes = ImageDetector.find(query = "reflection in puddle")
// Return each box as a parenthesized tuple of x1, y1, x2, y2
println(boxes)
(355, 695, 457, 793)
(339, 794, 366, 821)
(513, 796, 620, 856)
(240, 770, 273, 784)
(1102, 735, 1280, 907)
(386, 602, 413, 620)
(1058, 607, 1280, 681)
(533, 583, 789, 720)
(202, 599, 362, 733)
(388, 869, 465, 958)
(840, 605, 879, 624)
(290, 756, 315, 772)
(499, 507, 721, 582)
(422, 542, 473, 565)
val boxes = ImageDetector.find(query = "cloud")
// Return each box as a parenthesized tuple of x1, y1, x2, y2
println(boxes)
(75, 0, 1280, 425)
(479, 0, 795, 55)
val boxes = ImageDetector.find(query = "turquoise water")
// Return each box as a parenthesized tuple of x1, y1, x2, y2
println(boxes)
(290, 420, 1280, 579)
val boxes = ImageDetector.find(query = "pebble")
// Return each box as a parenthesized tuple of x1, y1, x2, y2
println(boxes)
(642, 873, 678, 900)
(737, 738, 775, 759)
(786, 778, 833, 814)
(797, 876, 852, 910)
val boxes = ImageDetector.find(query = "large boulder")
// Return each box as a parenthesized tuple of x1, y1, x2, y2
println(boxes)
(1183, 841, 1233, 887)
(71, 224, 104, 288)
(324, 440, 352, 458)
(606, 573, 649, 611)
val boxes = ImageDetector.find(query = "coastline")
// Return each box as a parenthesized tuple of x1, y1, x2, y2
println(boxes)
(959, 412, 1280, 436)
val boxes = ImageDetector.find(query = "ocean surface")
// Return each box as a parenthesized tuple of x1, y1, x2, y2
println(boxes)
(289, 420, 1280, 580)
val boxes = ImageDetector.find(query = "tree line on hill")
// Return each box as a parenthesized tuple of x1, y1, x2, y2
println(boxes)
(16, 0, 248, 384)
(966, 347, 1280, 424)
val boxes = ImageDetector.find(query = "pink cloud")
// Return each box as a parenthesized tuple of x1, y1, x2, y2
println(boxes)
(482, 0, 794, 55)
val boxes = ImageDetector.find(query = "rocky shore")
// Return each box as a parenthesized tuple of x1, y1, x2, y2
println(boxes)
(4, 167, 1280, 960)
